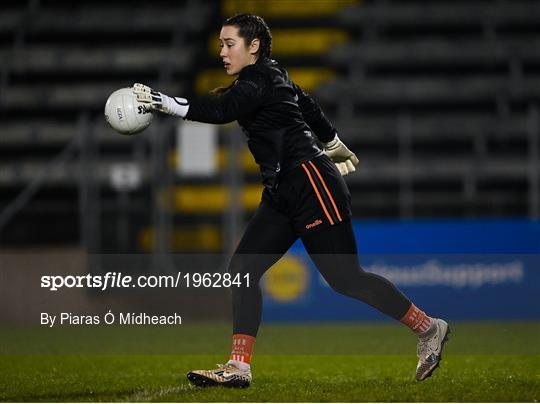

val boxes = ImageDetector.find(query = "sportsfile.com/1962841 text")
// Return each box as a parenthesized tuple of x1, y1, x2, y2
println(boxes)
(40, 272, 250, 292)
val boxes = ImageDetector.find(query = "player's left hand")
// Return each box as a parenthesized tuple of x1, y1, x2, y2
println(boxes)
(323, 135, 359, 176)
(132, 83, 189, 118)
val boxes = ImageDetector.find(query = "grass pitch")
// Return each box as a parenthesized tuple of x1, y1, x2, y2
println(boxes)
(1, 322, 539, 402)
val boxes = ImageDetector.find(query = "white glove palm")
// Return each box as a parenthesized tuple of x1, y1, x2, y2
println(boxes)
(323, 135, 359, 176)
(132, 83, 189, 117)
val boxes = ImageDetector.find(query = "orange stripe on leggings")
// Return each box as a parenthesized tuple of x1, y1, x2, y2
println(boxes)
(301, 163, 334, 225)
(308, 161, 343, 222)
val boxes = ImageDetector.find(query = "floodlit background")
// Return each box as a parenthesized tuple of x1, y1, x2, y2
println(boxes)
(1, 0, 539, 321)
(2, 0, 540, 342)
(1, 0, 539, 401)
(1, 0, 539, 252)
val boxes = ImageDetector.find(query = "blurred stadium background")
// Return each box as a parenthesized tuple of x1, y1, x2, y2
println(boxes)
(1, 0, 539, 325)
(1, 0, 539, 401)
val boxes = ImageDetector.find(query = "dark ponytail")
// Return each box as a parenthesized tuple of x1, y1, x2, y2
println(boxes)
(210, 81, 236, 96)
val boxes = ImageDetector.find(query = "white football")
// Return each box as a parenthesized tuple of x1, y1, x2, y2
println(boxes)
(104, 87, 153, 135)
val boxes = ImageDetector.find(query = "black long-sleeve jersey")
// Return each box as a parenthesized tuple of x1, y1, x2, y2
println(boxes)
(186, 58, 337, 189)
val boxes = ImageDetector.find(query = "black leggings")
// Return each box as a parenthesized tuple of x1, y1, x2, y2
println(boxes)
(229, 203, 412, 337)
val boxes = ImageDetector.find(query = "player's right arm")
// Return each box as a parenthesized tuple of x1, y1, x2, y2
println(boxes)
(133, 66, 269, 124)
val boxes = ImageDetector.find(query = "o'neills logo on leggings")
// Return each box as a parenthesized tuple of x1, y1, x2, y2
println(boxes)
(306, 219, 323, 229)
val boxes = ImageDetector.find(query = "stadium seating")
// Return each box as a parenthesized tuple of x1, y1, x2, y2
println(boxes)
(0, 1, 211, 250)
(314, 0, 540, 218)
(0, 0, 538, 251)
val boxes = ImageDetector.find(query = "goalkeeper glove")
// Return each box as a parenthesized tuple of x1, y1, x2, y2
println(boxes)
(132, 83, 189, 118)
(323, 135, 359, 176)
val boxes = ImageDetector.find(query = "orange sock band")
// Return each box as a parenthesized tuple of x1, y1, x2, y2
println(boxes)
(400, 304, 432, 334)
(230, 334, 256, 364)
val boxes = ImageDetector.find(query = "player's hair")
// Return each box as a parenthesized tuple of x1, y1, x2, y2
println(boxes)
(223, 13, 272, 61)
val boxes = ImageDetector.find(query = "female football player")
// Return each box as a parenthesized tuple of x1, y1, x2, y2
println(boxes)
(133, 13, 449, 388)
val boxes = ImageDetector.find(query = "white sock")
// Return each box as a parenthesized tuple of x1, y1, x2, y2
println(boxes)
(227, 359, 250, 371)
